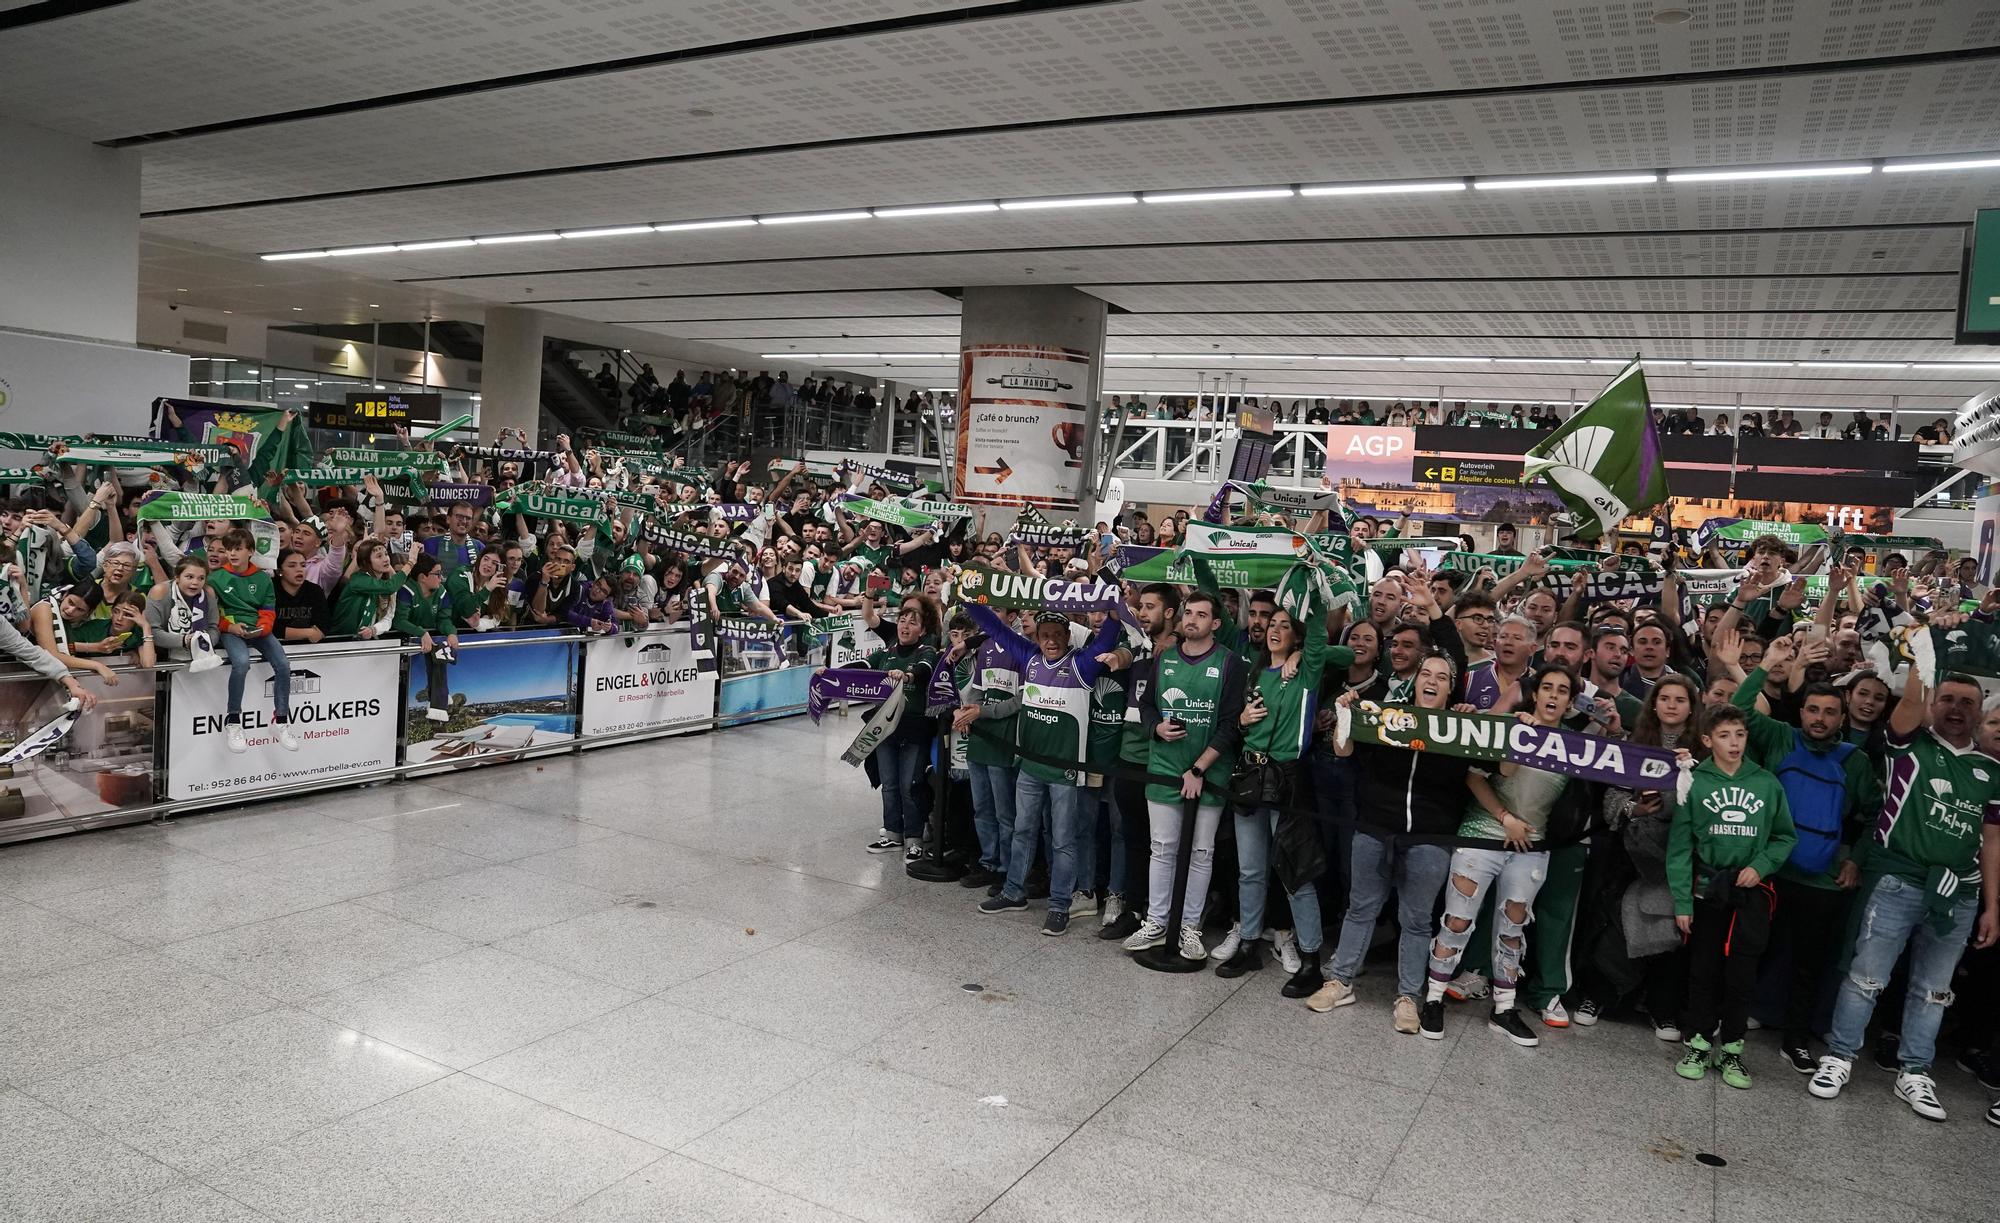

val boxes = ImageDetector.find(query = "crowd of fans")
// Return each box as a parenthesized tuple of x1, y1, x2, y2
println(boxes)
(829, 491, 2000, 1129)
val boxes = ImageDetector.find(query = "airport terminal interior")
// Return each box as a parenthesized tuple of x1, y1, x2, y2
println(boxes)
(4, 2, 2000, 1221)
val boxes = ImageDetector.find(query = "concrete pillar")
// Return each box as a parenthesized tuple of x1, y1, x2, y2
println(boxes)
(956, 285, 1108, 509)
(0, 118, 141, 344)
(481, 307, 544, 445)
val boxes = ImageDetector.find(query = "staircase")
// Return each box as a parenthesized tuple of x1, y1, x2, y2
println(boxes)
(538, 341, 620, 435)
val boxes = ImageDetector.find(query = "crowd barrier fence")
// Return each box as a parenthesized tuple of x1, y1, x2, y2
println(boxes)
(0, 618, 848, 847)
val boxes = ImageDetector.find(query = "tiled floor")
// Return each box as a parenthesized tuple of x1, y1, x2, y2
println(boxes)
(1, 717, 1992, 1222)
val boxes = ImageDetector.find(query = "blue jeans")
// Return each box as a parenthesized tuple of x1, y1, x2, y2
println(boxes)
(221, 630, 290, 720)
(873, 740, 925, 842)
(1101, 783, 1126, 897)
(1328, 831, 1451, 999)
(967, 762, 1016, 873)
(1236, 805, 1323, 953)
(1073, 781, 1100, 898)
(1426, 847, 1549, 1010)
(1005, 772, 1081, 912)
(1827, 873, 1979, 1071)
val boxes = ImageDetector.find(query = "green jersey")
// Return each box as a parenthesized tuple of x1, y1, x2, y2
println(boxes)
(332, 572, 401, 636)
(1086, 670, 1126, 778)
(1872, 725, 2000, 874)
(208, 564, 274, 633)
(1667, 757, 1797, 915)
(1146, 639, 1244, 805)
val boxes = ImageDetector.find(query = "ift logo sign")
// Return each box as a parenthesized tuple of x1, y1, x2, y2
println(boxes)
(0, 376, 12, 411)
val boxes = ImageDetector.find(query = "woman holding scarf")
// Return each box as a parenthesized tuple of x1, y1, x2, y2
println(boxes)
(1221, 595, 1333, 996)
(1316, 650, 1469, 1030)
(861, 593, 941, 860)
(1420, 663, 1585, 1045)
(331, 539, 403, 639)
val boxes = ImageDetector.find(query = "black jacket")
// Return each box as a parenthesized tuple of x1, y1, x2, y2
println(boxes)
(1351, 740, 1472, 836)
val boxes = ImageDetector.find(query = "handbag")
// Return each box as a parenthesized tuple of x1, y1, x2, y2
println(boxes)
(1229, 751, 1295, 808)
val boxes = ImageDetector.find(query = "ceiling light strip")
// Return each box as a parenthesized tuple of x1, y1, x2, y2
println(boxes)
(255, 150, 2000, 261)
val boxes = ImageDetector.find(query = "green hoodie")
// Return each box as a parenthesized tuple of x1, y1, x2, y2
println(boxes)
(1667, 755, 1797, 915)
(331, 572, 402, 637)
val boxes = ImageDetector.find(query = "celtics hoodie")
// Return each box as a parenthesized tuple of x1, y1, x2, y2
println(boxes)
(1667, 756, 1798, 916)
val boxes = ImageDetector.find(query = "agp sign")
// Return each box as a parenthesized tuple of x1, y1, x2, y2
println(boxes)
(1324, 426, 1416, 482)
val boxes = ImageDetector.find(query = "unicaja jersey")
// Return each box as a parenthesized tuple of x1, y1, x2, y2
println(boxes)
(1148, 642, 1238, 804)
(1875, 726, 2000, 873)
(964, 604, 1121, 785)
(966, 637, 1021, 768)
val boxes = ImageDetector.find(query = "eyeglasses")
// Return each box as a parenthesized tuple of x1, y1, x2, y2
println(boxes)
(1457, 613, 1496, 624)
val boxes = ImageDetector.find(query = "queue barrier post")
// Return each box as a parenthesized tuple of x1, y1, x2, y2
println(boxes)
(1132, 794, 1208, 974)
(904, 714, 966, 883)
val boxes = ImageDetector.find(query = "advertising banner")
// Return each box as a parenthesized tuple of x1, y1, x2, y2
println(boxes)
(405, 629, 578, 769)
(955, 344, 1093, 509)
(1976, 492, 2000, 588)
(1323, 425, 1416, 484)
(0, 670, 154, 840)
(579, 628, 716, 738)
(165, 642, 400, 801)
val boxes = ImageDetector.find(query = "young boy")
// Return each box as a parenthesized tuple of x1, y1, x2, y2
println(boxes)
(209, 527, 301, 754)
(1668, 704, 1796, 1087)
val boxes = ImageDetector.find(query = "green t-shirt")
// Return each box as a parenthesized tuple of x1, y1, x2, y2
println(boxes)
(208, 565, 274, 631)
(1147, 641, 1238, 805)
(1871, 726, 2000, 874)
(1118, 641, 1157, 766)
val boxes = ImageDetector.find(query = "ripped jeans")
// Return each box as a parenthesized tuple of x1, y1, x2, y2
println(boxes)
(1827, 873, 1979, 1072)
(1425, 847, 1548, 1012)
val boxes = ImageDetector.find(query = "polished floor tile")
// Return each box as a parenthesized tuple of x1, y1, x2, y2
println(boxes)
(681, 1059, 1073, 1223)
(0, 950, 275, 1084)
(205, 1073, 662, 1223)
(160, 900, 471, 1002)
(4, 718, 1989, 1223)
(27, 1007, 449, 1172)
(0, 1087, 182, 1221)
(661, 940, 961, 1054)
(304, 945, 641, 1069)
(552, 1153, 854, 1223)
(0, 894, 138, 985)
(492, 903, 765, 993)
(350, 862, 621, 942)
(470, 999, 835, 1149)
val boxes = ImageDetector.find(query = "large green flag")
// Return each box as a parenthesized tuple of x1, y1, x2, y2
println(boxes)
(1520, 357, 1667, 540)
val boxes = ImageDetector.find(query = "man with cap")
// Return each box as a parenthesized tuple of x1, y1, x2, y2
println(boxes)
(964, 603, 1126, 936)
(613, 555, 657, 632)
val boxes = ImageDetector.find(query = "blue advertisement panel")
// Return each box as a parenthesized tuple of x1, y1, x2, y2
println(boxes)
(719, 667, 814, 726)
(404, 629, 579, 770)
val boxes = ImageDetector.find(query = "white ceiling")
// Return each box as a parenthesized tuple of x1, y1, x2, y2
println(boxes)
(11, 0, 2000, 414)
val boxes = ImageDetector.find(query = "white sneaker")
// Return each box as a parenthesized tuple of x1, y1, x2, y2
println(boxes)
(1099, 893, 1124, 928)
(1541, 1000, 1571, 1029)
(1654, 1020, 1683, 1043)
(276, 723, 302, 752)
(225, 723, 247, 754)
(1269, 928, 1302, 974)
(1208, 920, 1242, 962)
(1122, 918, 1167, 952)
(1893, 1071, 1947, 1122)
(1444, 970, 1488, 1002)
(1069, 891, 1099, 918)
(865, 831, 899, 854)
(1808, 1055, 1852, 1100)
(425, 707, 449, 723)
(1177, 925, 1206, 962)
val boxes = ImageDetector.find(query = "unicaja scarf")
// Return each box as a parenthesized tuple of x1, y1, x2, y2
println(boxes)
(1336, 701, 1687, 795)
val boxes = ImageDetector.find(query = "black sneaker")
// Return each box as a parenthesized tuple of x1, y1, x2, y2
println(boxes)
(1873, 1033, 1901, 1072)
(986, 882, 1004, 898)
(958, 867, 999, 890)
(978, 894, 1028, 915)
(1041, 911, 1070, 937)
(1956, 1048, 2000, 1092)
(1099, 910, 1142, 942)
(1780, 1032, 1817, 1074)
(1420, 999, 1445, 1040)
(1489, 1007, 1540, 1047)
(1214, 943, 1264, 979)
